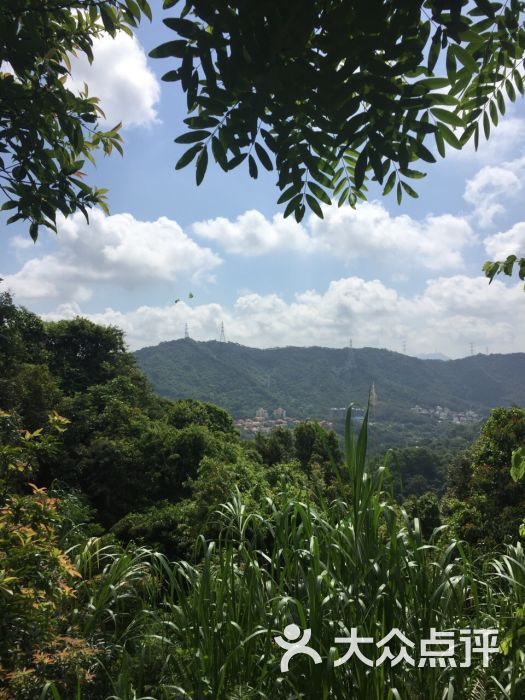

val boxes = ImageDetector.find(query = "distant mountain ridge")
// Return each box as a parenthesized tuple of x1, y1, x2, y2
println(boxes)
(134, 339, 525, 420)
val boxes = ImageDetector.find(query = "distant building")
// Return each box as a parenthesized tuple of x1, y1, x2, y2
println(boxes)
(273, 407, 287, 419)
(255, 407, 269, 420)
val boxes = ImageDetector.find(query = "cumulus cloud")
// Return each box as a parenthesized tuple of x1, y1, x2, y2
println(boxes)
(484, 221, 525, 260)
(1, 209, 221, 303)
(193, 210, 315, 255)
(309, 202, 475, 269)
(193, 202, 475, 270)
(68, 32, 160, 128)
(450, 116, 525, 164)
(42, 275, 525, 358)
(464, 159, 525, 227)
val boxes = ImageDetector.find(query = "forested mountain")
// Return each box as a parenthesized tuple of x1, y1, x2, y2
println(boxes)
(135, 339, 525, 419)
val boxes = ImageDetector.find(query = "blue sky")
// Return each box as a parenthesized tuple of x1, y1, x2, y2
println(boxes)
(2, 17, 525, 358)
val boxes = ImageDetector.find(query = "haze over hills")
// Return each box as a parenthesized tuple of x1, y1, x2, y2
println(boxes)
(134, 339, 525, 420)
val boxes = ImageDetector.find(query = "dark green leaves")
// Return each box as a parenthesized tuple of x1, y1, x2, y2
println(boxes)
(0, 0, 152, 241)
(175, 143, 202, 169)
(483, 255, 525, 289)
(195, 146, 208, 185)
(150, 0, 525, 221)
(254, 143, 273, 171)
(306, 194, 324, 218)
(248, 155, 258, 179)
(150, 41, 187, 59)
(175, 130, 211, 144)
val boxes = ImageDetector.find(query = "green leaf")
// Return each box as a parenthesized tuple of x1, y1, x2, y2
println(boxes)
(185, 115, 219, 129)
(489, 100, 498, 126)
(435, 129, 446, 157)
(277, 184, 302, 204)
(195, 146, 208, 185)
(505, 79, 516, 102)
(452, 45, 479, 73)
(294, 204, 306, 223)
(337, 187, 349, 207)
(150, 41, 186, 59)
(100, 5, 117, 34)
(136, 0, 152, 20)
(175, 143, 202, 169)
(306, 193, 324, 218)
(162, 17, 196, 38)
(496, 90, 506, 115)
(248, 155, 258, 179)
(382, 170, 396, 196)
(254, 142, 273, 171)
(175, 130, 210, 144)
(513, 70, 524, 95)
(401, 180, 418, 198)
(404, 169, 427, 180)
(414, 141, 436, 163)
(428, 30, 442, 72)
(446, 48, 457, 81)
(483, 111, 490, 140)
(438, 123, 462, 149)
(29, 222, 39, 242)
(430, 108, 465, 128)
(502, 254, 517, 276)
(283, 194, 303, 218)
(308, 181, 331, 205)
(396, 181, 402, 204)
(211, 136, 227, 169)
(483, 261, 500, 283)
(510, 447, 525, 483)
(354, 149, 368, 190)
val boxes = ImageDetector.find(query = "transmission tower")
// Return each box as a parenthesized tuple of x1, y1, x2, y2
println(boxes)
(184, 323, 189, 339)
(370, 382, 377, 421)
(402, 340, 407, 355)
(219, 321, 226, 342)
(470, 342, 474, 356)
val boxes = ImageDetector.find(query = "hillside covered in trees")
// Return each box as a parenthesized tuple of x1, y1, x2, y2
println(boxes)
(135, 338, 525, 419)
(2, 294, 525, 697)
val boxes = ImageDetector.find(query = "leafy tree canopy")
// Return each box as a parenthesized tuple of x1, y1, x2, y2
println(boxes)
(152, 0, 525, 278)
(0, 0, 151, 241)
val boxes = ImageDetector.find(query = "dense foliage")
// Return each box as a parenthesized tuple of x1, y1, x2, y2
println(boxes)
(152, 0, 525, 226)
(445, 407, 525, 547)
(1, 295, 525, 697)
(0, 0, 151, 240)
(1, 403, 524, 698)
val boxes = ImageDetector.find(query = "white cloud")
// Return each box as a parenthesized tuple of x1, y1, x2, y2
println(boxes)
(193, 202, 475, 270)
(68, 32, 160, 128)
(192, 210, 316, 255)
(309, 202, 475, 270)
(42, 274, 525, 358)
(484, 221, 525, 260)
(450, 116, 525, 164)
(1, 209, 221, 303)
(463, 160, 525, 227)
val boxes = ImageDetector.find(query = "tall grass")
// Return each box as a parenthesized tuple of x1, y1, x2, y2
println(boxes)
(45, 407, 525, 699)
